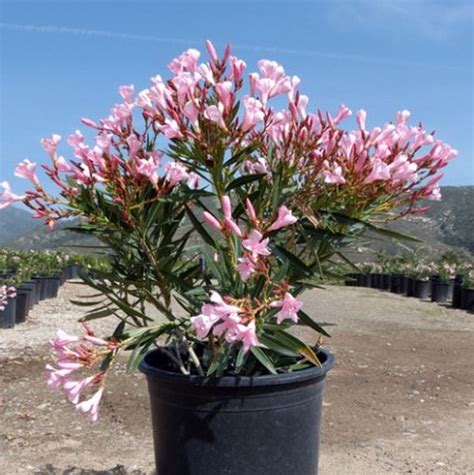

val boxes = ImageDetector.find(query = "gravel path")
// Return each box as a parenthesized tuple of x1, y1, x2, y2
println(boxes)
(1, 283, 473, 474)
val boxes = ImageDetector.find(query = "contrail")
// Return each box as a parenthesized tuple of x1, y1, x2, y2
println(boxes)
(0, 22, 464, 71)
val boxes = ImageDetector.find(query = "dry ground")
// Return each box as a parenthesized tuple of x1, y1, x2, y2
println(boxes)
(1, 283, 473, 475)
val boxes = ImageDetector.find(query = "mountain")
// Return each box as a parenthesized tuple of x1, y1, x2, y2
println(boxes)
(1, 186, 473, 258)
(0, 206, 37, 245)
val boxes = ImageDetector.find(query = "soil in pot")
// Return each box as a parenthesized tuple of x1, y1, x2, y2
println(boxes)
(140, 348, 335, 475)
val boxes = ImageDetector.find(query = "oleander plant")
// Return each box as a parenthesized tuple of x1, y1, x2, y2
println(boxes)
(0, 41, 457, 421)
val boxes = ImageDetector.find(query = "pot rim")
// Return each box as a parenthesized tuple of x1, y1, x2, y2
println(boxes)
(139, 347, 335, 387)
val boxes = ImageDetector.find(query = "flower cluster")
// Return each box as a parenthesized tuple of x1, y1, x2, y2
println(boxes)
(45, 326, 117, 421)
(0, 285, 16, 311)
(0, 40, 457, 421)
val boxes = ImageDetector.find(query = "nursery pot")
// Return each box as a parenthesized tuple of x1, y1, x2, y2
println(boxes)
(66, 264, 81, 280)
(400, 276, 409, 295)
(381, 274, 391, 291)
(414, 279, 430, 299)
(22, 281, 37, 311)
(370, 273, 378, 289)
(15, 287, 31, 323)
(361, 274, 371, 287)
(461, 288, 474, 312)
(405, 277, 415, 297)
(45, 276, 61, 299)
(0, 297, 16, 329)
(431, 281, 450, 303)
(344, 273, 358, 287)
(390, 274, 402, 294)
(140, 348, 335, 475)
(37, 277, 49, 301)
(452, 276, 464, 309)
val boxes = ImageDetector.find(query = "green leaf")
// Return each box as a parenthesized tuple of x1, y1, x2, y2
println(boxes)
(271, 244, 313, 277)
(185, 205, 217, 248)
(297, 310, 331, 337)
(79, 307, 117, 322)
(250, 347, 277, 374)
(225, 173, 266, 192)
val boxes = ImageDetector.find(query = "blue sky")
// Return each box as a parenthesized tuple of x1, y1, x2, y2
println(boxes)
(0, 0, 473, 195)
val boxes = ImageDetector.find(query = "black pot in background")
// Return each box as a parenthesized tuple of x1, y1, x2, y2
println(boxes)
(390, 274, 402, 294)
(140, 348, 335, 475)
(461, 288, 474, 312)
(400, 276, 409, 295)
(381, 274, 391, 291)
(36, 277, 49, 301)
(414, 279, 431, 299)
(60, 270, 66, 286)
(361, 274, 371, 287)
(452, 276, 464, 309)
(32, 278, 41, 305)
(66, 264, 81, 280)
(0, 297, 16, 329)
(45, 277, 61, 299)
(431, 281, 450, 303)
(21, 281, 37, 311)
(370, 274, 378, 289)
(344, 273, 358, 287)
(406, 277, 415, 297)
(14, 287, 31, 323)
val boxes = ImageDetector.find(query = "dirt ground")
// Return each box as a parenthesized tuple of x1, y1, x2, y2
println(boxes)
(1, 283, 473, 475)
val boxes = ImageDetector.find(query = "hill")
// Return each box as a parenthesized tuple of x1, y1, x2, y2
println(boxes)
(1, 186, 473, 258)
(0, 206, 37, 245)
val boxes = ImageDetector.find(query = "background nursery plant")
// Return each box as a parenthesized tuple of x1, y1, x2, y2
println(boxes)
(0, 40, 457, 420)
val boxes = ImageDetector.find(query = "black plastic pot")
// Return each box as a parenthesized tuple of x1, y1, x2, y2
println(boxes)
(414, 279, 430, 299)
(344, 273, 358, 287)
(369, 273, 378, 289)
(431, 281, 450, 303)
(140, 348, 335, 475)
(361, 274, 371, 287)
(406, 277, 415, 297)
(21, 281, 37, 311)
(381, 274, 391, 291)
(400, 276, 409, 295)
(32, 278, 41, 305)
(390, 274, 402, 294)
(0, 297, 16, 329)
(45, 277, 61, 299)
(15, 287, 31, 323)
(66, 264, 81, 280)
(37, 277, 49, 300)
(452, 276, 464, 309)
(461, 288, 474, 312)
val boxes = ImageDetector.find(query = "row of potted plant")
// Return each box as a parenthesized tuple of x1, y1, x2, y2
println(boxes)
(0, 250, 88, 328)
(345, 259, 474, 311)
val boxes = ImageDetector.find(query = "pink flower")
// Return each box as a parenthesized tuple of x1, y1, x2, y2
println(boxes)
(190, 313, 220, 338)
(187, 172, 200, 189)
(41, 134, 61, 159)
(241, 96, 265, 132)
(165, 162, 189, 186)
(63, 375, 97, 404)
(0, 181, 25, 209)
(168, 48, 201, 74)
(229, 56, 246, 83)
(215, 81, 233, 112)
(236, 321, 259, 353)
(323, 165, 346, 184)
(426, 184, 442, 201)
(236, 256, 256, 282)
(119, 84, 135, 103)
(14, 159, 40, 187)
(242, 230, 271, 257)
(245, 198, 257, 223)
(204, 103, 226, 129)
(332, 104, 352, 125)
(205, 40, 218, 62)
(244, 157, 268, 175)
(54, 156, 73, 173)
(160, 119, 183, 139)
(270, 293, 303, 324)
(268, 206, 297, 232)
(356, 109, 367, 132)
(136, 157, 159, 185)
(203, 211, 222, 231)
(75, 387, 104, 422)
(45, 364, 75, 390)
(364, 159, 391, 184)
